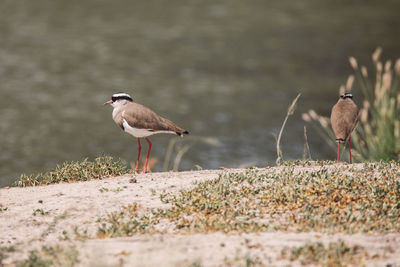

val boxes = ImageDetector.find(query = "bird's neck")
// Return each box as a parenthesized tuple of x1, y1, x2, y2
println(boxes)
(112, 105, 123, 120)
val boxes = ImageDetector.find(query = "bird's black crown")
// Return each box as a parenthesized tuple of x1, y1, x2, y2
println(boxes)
(111, 92, 133, 102)
(340, 93, 353, 99)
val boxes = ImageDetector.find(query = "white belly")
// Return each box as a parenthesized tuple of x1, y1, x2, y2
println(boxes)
(122, 119, 175, 138)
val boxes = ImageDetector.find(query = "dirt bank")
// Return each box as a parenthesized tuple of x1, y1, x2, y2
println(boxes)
(1, 165, 399, 266)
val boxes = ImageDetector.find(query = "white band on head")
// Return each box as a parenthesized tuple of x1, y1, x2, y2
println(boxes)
(341, 93, 353, 99)
(112, 93, 132, 98)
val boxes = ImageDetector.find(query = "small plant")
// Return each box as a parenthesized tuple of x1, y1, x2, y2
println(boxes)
(303, 48, 400, 161)
(192, 165, 203, 171)
(73, 226, 91, 241)
(150, 188, 156, 196)
(99, 187, 123, 193)
(244, 254, 263, 267)
(59, 230, 70, 241)
(14, 156, 128, 187)
(189, 260, 202, 267)
(275, 93, 301, 164)
(111, 187, 123, 193)
(223, 254, 264, 267)
(32, 208, 49, 216)
(0, 207, 8, 212)
(96, 203, 149, 238)
(283, 240, 370, 266)
(0, 246, 16, 265)
(16, 245, 79, 267)
(99, 187, 110, 193)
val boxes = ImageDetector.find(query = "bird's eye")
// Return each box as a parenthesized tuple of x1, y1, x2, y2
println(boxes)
(112, 97, 116, 102)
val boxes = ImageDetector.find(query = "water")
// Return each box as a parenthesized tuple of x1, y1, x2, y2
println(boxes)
(1, 0, 400, 186)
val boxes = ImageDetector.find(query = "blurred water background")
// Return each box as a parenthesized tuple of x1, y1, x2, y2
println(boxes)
(1, 0, 400, 186)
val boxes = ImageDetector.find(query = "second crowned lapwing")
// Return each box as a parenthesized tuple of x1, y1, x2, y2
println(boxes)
(330, 93, 359, 163)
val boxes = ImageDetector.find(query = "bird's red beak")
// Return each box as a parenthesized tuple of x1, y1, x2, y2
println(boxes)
(104, 100, 113, 105)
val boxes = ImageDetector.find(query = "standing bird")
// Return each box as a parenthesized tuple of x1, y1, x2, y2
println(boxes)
(105, 92, 189, 173)
(330, 93, 359, 163)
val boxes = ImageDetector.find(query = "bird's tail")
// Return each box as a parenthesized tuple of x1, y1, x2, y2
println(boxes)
(176, 130, 189, 136)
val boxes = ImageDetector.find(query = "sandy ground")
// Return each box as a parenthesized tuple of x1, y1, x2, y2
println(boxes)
(1, 166, 400, 266)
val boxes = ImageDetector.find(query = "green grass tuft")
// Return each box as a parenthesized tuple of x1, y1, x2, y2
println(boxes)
(14, 156, 128, 187)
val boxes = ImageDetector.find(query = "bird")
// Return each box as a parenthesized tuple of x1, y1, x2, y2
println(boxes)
(105, 92, 189, 173)
(330, 93, 359, 163)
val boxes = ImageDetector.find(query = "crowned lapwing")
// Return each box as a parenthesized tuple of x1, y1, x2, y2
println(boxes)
(105, 93, 189, 173)
(330, 93, 359, 163)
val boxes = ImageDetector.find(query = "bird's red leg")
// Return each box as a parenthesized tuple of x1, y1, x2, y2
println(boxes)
(143, 137, 152, 173)
(348, 137, 352, 164)
(337, 142, 340, 162)
(136, 138, 142, 172)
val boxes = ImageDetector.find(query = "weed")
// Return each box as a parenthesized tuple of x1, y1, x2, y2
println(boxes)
(59, 230, 70, 241)
(244, 254, 263, 267)
(0, 207, 8, 212)
(16, 245, 79, 267)
(44, 211, 69, 239)
(111, 187, 123, 193)
(96, 203, 151, 238)
(99, 187, 122, 193)
(189, 260, 202, 267)
(0, 246, 16, 265)
(73, 226, 91, 241)
(14, 156, 128, 187)
(192, 165, 203, 171)
(223, 254, 265, 267)
(32, 208, 49, 216)
(150, 188, 156, 196)
(283, 240, 370, 266)
(302, 126, 311, 160)
(276, 93, 301, 164)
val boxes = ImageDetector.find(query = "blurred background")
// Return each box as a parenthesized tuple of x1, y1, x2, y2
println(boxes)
(1, 0, 400, 186)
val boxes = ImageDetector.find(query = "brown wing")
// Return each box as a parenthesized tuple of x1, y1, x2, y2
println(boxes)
(122, 102, 187, 134)
(330, 100, 359, 140)
(343, 101, 359, 135)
